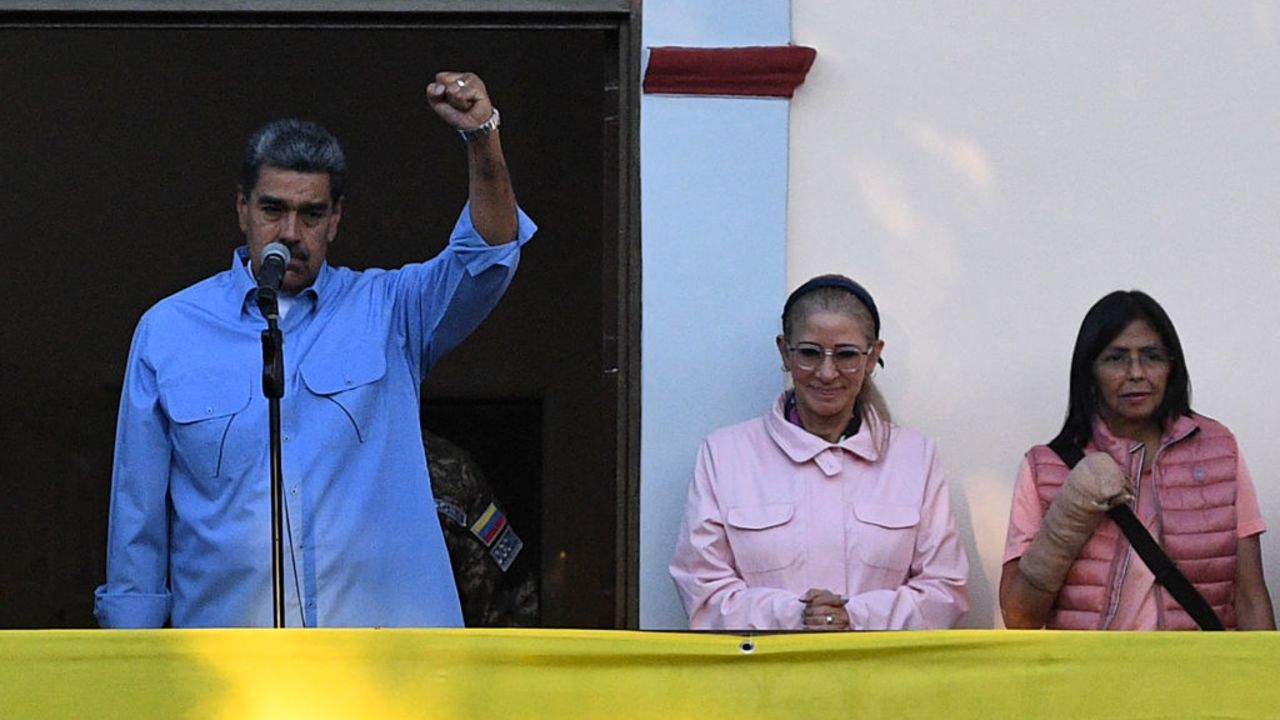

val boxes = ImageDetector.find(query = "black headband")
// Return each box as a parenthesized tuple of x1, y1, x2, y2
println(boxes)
(782, 274, 881, 338)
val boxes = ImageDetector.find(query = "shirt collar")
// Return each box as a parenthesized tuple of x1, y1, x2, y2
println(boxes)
(231, 245, 330, 316)
(1089, 412, 1200, 459)
(231, 246, 257, 316)
(765, 393, 882, 463)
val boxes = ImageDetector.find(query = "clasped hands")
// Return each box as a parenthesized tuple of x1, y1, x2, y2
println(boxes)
(801, 588, 850, 631)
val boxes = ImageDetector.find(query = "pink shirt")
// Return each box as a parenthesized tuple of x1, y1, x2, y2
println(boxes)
(1004, 452, 1265, 630)
(669, 395, 969, 630)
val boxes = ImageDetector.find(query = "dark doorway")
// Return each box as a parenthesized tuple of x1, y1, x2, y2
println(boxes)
(0, 7, 638, 629)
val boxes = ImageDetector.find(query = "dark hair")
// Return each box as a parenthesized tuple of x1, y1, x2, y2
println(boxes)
(239, 119, 346, 202)
(1048, 290, 1192, 452)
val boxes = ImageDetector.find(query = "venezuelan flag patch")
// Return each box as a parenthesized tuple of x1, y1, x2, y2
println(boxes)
(469, 502, 508, 548)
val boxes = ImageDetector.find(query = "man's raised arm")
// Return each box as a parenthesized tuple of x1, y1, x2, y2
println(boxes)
(427, 71, 518, 245)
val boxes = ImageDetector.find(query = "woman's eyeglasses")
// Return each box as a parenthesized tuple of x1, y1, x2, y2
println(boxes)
(1095, 347, 1171, 375)
(787, 343, 872, 373)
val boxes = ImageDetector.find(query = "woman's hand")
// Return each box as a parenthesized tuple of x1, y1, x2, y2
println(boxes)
(801, 588, 850, 631)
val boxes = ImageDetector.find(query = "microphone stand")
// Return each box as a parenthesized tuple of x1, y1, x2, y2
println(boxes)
(257, 287, 287, 628)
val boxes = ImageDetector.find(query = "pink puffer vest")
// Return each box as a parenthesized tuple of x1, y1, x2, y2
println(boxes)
(1026, 414, 1238, 630)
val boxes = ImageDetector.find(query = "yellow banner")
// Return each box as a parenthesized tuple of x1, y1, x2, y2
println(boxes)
(2, 629, 1278, 718)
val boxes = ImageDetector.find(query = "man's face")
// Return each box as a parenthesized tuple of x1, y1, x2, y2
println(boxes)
(237, 166, 342, 293)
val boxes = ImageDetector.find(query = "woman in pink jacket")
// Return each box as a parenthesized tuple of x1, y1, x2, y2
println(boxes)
(1001, 290, 1275, 630)
(669, 275, 969, 630)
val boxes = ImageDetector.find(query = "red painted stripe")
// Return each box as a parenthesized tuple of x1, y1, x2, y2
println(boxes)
(643, 45, 817, 98)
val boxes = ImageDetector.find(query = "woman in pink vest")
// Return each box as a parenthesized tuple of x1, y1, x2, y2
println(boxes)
(1001, 290, 1275, 629)
(669, 275, 969, 630)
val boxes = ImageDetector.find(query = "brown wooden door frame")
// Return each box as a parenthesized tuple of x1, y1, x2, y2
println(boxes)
(0, 0, 642, 628)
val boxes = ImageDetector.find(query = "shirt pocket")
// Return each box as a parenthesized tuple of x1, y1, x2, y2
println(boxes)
(725, 503, 798, 574)
(299, 341, 387, 444)
(162, 371, 253, 479)
(852, 503, 919, 572)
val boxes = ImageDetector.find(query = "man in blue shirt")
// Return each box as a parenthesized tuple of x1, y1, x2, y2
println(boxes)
(94, 71, 536, 628)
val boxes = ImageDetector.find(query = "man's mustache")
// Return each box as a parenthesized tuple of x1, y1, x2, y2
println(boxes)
(277, 244, 309, 264)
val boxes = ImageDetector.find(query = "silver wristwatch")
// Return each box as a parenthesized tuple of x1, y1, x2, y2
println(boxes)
(459, 109, 501, 143)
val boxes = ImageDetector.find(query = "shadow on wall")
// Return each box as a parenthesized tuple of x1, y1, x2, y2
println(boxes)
(948, 472, 999, 628)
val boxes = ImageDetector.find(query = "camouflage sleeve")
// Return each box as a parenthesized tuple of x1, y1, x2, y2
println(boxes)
(426, 431, 540, 627)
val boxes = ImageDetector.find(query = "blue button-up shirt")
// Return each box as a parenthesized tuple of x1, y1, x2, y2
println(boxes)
(94, 205, 536, 628)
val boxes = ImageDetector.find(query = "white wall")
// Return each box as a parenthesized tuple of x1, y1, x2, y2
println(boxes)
(639, 0, 793, 629)
(789, 2, 1280, 627)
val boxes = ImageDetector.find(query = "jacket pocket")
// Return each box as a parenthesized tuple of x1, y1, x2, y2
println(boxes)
(162, 371, 253, 479)
(853, 503, 919, 571)
(725, 503, 798, 574)
(299, 341, 387, 443)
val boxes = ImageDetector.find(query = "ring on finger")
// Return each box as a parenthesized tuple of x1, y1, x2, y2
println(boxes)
(456, 78, 468, 87)
(825, 614, 834, 625)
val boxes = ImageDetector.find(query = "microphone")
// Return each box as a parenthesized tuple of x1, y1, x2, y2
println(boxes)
(258, 242, 291, 292)
(255, 242, 291, 318)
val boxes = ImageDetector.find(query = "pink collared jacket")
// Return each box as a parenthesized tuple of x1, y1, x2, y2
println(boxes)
(670, 395, 969, 630)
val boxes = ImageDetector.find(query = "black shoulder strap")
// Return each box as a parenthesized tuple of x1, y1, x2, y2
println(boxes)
(1047, 437, 1085, 470)
(1048, 443, 1224, 631)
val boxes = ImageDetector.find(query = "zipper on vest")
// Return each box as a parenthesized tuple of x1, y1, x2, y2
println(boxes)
(1145, 427, 1198, 629)
(1100, 441, 1145, 629)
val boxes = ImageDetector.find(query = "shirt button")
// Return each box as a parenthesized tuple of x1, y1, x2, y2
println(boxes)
(344, 378, 352, 386)
(816, 452, 841, 476)
(290, 486, 299, 495)
(205, 407, 213, 415)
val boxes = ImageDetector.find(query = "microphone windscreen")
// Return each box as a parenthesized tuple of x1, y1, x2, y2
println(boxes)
(262, 242, 291, 266)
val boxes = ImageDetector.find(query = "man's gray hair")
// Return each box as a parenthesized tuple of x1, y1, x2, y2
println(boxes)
(239, 118, 346, 202)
